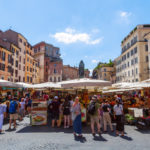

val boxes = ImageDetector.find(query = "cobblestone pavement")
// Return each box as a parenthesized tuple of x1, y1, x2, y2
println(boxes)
(0, 117, 150, 150)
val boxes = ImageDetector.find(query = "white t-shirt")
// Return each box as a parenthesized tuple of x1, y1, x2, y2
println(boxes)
(113, 104, 123, 115)
(20, 102, 25, 110)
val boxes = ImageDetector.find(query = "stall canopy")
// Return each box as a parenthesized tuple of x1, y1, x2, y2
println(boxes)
(0, 79, 22, 88)
(60, 78, 111, 89)
(33, 82, 61, 89)
(16, 82, 34, 88)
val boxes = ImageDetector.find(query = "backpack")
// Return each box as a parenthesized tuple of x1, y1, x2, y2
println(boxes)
(88, 102, 96, 115)
(9, 101, 18, 114)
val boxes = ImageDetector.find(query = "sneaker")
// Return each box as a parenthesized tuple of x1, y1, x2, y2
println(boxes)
(92, 133, 96, 137)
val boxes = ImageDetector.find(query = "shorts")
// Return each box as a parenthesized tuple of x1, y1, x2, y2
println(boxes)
(90, 116, 99, 124)
(52, 112, 59, 120)
(19, 109, 24, 117)
(10, 113, 18, 120)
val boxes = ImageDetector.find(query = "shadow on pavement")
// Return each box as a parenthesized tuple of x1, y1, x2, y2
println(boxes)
(93, 135, 107, 142)
(74, 135, 87, 143)
(135, 129, 150, 134)
(120, 135, 133, 141)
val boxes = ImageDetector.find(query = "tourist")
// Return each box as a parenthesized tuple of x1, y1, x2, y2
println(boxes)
(27, 97, 32, 114)
(0, 100, 6, 133)
(51, 96, 60, 127)
(102, 100, 113, 132)
(19, 98, 25, 121)
(88, 95, 101, 136)
(63, 97, 71, 128)
(114, 99, 124, 136)
(9, 97, 18, 130)
(72, 96, 82, 137)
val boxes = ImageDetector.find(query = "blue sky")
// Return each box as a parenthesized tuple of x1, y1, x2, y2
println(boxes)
(0, 0, 150, 73)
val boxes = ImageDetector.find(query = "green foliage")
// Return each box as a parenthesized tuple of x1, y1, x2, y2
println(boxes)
(94, 59, 114, 70)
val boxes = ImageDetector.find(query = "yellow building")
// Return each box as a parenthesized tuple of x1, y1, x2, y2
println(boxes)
(0, 43, 12, 81)
(11, 44, 20, 82)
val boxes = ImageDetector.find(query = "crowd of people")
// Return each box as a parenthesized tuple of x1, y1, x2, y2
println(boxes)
(0, 93, 125, 138)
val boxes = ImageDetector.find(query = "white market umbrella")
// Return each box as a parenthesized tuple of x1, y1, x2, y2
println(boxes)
(0, 79, 22, 88)
(16, 82, 34, 88)
(60, 78, 111, 89)
(33, 82, 61, 89)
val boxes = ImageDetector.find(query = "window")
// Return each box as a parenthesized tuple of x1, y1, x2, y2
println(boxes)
(23, 66, 25, 71)
(19, 64, 21, 70)
(127, 52, 130, 58)
(30, 77, 32, 83)
(27, 66, 29, 71)
(46, 62, 48, 66)
(146, 56, 149, 62)
(104, 68, 106, 72)
(24, 42, 26, 46)
(30, 68, 32, 72)
(132, 69, 134, 75)
(15, 70, 18, 77)
(104, 73, 106, 77)
(19, 56, 21, 62)
(131, 59, 134, 65)
(8, 55, 11, 63)
(24, 59, 25, 64)
(54, 69, 57, 74)
(128, 71, 130, 77)
(2, 52, 5, 61)
(135, 57, 138, 64)
(16, 61, 18, 67)
(54, 77, 56, 82)
(50, 77, 52, 82)
(27, 57, 29, 62)
(46, 68, 48, 72)
(131, 50, 134, 56)
(128, 62, 130, 67)
(19, 76, 21, 82)
(16, 51, 19, 56)
(136, 68, 138, 74)
(27, 76, 29, 82)
(19, 38, 22, 43)
(54, 64, 57, 67)
(145, 45, 148, 52)
(134, 47, 137, 54)
(23, 77, 25, 82)
(136, 78, 138, 82)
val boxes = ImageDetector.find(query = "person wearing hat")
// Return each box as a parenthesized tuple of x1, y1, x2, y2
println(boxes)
(0, 99, 7, 133)
(50, 96, 60, 127)
(88, 95, 101, 137)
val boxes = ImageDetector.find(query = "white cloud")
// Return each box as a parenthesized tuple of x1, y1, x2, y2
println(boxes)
(92, 59, 99, 63)
(84, 56, 88, 58)
(50, 27, 103, 45)
(119, 11, 132, 24)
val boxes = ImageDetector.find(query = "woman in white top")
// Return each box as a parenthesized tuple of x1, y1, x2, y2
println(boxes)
(113, 100, 124, 136)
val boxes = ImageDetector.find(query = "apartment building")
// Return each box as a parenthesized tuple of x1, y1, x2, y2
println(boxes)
(34, 41, 63, 83)
(62, 65, 79, 80)
(115, 24, 150, 83)
(11, 44, 19, 82)
(0, 29, 40, 83)
(0, 39, 12, 81)
(98, 66, 115, 82)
